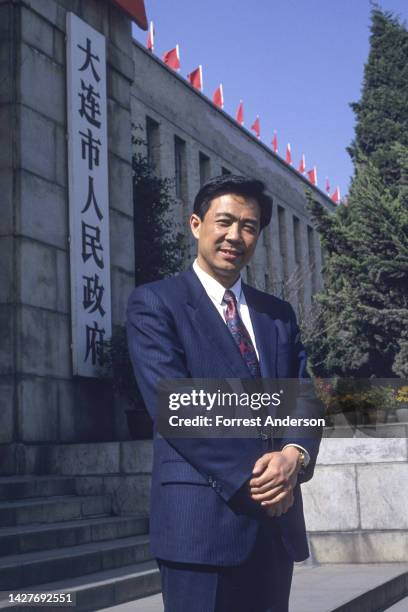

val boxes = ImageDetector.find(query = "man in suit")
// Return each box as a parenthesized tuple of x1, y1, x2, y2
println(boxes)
(126, 175, 321, 612)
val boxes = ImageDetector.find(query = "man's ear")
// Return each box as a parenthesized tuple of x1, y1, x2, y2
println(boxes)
(190, 213, 201, 239)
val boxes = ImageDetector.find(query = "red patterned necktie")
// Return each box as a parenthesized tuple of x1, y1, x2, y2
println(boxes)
(223, 290, 261, 377)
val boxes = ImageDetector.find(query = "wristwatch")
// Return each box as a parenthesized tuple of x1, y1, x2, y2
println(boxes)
(297, 449, 309, 470)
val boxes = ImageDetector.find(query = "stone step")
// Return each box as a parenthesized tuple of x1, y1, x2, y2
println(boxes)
(290, 562, 408, 612)
(0, 560, 160, 611)
(0, 476, 76, 501)
(0, 534, 152, 591)
(0, 495, 112, 528)
(0, 515, 149, 557)
(385, 595, 408, 610)
(0, 441, 153, 477)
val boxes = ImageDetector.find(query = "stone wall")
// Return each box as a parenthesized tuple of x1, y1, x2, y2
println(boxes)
(1, 440, 153, 516)
(13, 435, 407, 563)
(302, 429, 408, 562)
(0, 0, 135, 459)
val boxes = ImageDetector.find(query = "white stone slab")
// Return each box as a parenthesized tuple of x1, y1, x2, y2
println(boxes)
(358, 463, 408, 530)
(302, 465, 359, 531)
(309, 530, 408, 563)
(317, 436, 408, 465)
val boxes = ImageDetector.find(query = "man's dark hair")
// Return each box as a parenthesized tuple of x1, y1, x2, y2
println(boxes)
(193, 175, 273, 230)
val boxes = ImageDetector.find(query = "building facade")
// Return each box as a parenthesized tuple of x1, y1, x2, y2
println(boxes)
(0, 4, 405, 592)
(0, 0, 333, 463)
(131, 39, 334, 315)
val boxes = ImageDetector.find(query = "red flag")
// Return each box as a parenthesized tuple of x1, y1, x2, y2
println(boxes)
(236, 100, 244, 125)
(325, 177, 330, 194)
(307, 166, 318, 186)
(251, 116, 260, 138)
(187, 65, 203, 91)
(330, 186, 341, 204)
(213, 84, 224, 109)
(162, 45, 180, 71)
(146, 21, 154, 51)
(286, 143, 292, 165)
(298, 153, 306, 173)
(272, 131, 278, 153)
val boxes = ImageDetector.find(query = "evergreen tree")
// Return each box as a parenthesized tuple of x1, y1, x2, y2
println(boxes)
(305, 7, 408, 379)
(307, 149, 408, 377)
(348, 6, 408, 192)
(132, 133, 185, 285)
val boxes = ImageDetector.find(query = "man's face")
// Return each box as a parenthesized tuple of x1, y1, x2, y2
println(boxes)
(190, 193, 261, 287)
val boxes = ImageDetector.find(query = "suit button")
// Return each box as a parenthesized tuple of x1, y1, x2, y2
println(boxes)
(211, 480, 217, 488)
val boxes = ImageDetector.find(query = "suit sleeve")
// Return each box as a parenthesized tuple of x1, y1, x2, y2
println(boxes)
(126, 284, 263, 503)
(278, 304, 322, 483)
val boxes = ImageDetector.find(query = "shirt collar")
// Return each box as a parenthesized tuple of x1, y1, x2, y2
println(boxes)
(193, 259, 242, 305)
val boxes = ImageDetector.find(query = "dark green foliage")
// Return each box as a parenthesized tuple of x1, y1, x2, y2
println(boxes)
(101, 131, 186, 422)
(348, 7, 408, 192)
(306, 148, 408, 378)
(101, 325, 144, 409)
(132, 132, 185, 285)
(304, 7, 408, 378)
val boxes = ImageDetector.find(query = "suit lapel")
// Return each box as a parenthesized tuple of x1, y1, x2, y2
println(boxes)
(182, 268, 253, 378)
(243, 284, 278, 378)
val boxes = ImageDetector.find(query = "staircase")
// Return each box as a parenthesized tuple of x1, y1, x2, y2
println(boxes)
(0, 475, 161, 611)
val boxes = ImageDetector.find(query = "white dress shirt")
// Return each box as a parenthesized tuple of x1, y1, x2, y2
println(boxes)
(192, 259, 310, 466)
(192, 259, 259, 359)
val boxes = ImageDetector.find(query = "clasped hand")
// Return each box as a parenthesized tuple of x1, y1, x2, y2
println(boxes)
(248, 448, 300, 518)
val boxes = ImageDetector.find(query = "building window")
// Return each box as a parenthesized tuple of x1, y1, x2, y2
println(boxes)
(246, 265, 253, 285)
(293, 216, 301, 264)
(307, 225, 317, 293)
(307, 226, 315, 263)
(174, 136, 186, 199)
(146, 116, 160, 172)
(264, 273, 270, 291)
(221, 166, 231, 175)
(277, 205, 287, 259)
(199, 152, 210, 186)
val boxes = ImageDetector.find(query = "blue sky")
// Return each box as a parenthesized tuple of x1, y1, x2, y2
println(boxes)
(132, 1, 408, 199)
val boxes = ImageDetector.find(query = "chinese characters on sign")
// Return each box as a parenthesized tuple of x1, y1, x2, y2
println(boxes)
(66, 13, 112, 376)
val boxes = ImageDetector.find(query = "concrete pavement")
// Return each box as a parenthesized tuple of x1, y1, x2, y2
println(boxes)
(100, 562, 408, 612)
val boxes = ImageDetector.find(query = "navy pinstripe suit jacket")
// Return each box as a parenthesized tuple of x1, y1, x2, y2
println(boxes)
(126, 267, 321, 565)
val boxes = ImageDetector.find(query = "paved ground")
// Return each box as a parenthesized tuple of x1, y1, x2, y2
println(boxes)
(385, 596, 408, 610)
(100, 563, 408, 612)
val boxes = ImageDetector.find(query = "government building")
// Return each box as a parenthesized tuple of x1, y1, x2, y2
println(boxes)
(0, 0, 333, 452)
(1, 1, 401, 608)
(131, 39, 332, 312)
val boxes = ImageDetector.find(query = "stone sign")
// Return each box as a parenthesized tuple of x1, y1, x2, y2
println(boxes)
(66, 12, 112, 377)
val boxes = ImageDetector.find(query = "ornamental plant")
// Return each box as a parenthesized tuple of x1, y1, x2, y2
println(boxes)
(395, 385, 408, 405)
(101, 129, 186, 428)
